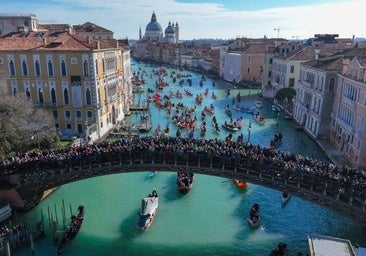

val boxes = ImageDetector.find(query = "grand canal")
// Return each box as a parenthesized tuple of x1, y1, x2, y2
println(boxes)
(11, 60, 366, 256)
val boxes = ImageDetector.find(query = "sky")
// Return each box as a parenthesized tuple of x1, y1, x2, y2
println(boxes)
(2, 0, 365, 40)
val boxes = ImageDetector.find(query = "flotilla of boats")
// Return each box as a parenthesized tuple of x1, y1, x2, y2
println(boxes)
(105, 64, 364, 255)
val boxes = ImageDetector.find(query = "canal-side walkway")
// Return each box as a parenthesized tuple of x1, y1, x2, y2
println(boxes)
(316, 138, 350, 167)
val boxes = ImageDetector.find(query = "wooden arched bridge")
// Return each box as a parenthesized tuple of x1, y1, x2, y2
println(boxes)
(1, 147, 365, 226)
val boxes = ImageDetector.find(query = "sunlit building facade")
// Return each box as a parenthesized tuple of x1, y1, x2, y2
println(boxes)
(0, 30, 132, 142)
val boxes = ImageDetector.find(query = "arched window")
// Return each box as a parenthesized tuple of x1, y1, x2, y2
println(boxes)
(22, 60, 28, 76)
(26, 88, 31, 100)
(86, 88, 91, 105)
(51, 88, 57, 103)
(61, 60, 67, 76)
(83, 60, 89, 76)
(35, 60, 41, 76)
(48, 60, 54, 76)
(64, 88, 69, 104)
(95, 59, 98, 75)
(329, 77, 335, 91)
(9, 60, 15, 76)
(38, 88, 44, 103)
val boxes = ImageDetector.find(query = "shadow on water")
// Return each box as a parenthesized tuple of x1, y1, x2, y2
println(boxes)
(118, 209, 143, 242)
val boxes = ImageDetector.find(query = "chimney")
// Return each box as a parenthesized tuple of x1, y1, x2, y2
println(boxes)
(86, 36, 91, 44)
(315, 49, 320, 60)
(96, 40, 100, 49)
(43, 37, 47, 46)
(116, 40, 119, 48)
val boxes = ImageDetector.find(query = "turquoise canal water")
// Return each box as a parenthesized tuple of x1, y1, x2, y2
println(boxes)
(12, 60, 366, 256)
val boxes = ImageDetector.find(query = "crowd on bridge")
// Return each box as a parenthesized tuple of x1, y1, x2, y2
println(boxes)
(1, 136, 365, 201)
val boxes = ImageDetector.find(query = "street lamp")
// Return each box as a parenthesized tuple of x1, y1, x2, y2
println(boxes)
(247, 121, 252, 143)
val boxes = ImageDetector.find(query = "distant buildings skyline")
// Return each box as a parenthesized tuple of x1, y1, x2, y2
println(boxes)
(2, 0, 365, 40)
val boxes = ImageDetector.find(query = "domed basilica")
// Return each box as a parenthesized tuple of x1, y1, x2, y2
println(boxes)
(139, 11, 179, 43)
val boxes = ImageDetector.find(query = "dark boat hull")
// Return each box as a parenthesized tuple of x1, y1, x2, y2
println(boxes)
(177, 172, 194, 194)
(58, 205, 85, 255)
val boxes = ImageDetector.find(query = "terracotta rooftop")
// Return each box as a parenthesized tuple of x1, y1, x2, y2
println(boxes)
(0, 31, 122, 51)
(73, 22, 112, 33)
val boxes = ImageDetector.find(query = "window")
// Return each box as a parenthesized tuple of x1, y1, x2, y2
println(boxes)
(0, 58, 3, 64)
(290, 66, 294, 73)
(76, 110, 82, 121)
(61, 60, 67, 76)
(86, 88, 92, 105)
(51, 88, 57, 103)
(26, 88, 31, 100)
(289, 78, 295, 87)
(83, 60, 89, 76)
(65, 110, 71, 120)
(71, 58, 77, 64)
(9, 60, 15, 76)
(63, 88, 69, 105)
(22, 60, 28, 76)
(87, 111, 93, 121)
(48, 60, 54, 76)
(52, 110, 58, 120)
(35, 60, 41, 76)
(95, 59, 99, 74)
(38, 88, 44, 103)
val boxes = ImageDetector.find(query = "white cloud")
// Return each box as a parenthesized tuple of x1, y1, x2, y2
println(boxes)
(7, 0, 366, 39)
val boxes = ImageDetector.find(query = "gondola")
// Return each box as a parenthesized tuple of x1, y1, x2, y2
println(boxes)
(57, 205, 85, 255)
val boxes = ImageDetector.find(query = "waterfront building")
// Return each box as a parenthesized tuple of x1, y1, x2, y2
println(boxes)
(0, 13, 39, 35)
(73, 22, 114, 40)
(0, 30, 133, 142)
(294, 55, 342, 139)
(330, 47, 366, 168)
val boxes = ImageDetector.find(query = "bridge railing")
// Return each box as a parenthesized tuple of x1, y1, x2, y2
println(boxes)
(4, 149, 366, 212)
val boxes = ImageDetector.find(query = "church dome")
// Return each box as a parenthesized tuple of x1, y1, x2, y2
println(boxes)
(165, 22, 175, 34)
(146, 12, 162, 32)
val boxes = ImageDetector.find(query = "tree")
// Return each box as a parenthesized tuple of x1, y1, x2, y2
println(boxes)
(274, 87, 296, 113)
(0, 76, 58, 159)
(275, 87, 296, 102)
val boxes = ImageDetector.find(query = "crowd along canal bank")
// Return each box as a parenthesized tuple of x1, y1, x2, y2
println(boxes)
(2, 60, 366, 256)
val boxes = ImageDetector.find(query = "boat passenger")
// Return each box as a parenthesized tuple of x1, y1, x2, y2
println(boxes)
(151, 189, 158, 198)
(249, 203, 260, 222)
(269, 242, 288, 256)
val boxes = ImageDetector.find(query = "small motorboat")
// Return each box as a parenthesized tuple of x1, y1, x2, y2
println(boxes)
(270, 132, 283, 148)
(248, 203, 260, 228)
(57, 205, 85, 255)
(146, 171, 158, 179)
(177, 172, 194, 194)
(232, 179, 248, 190)
(138, 189, 158, 230)
(253, 112, 266, 125)
(254, 101, 263, 108)
(224, 105, 232, 118)
(272, 104, 281, 112)
(222, 122, 239, 132)
(281, 192, 291, 207)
